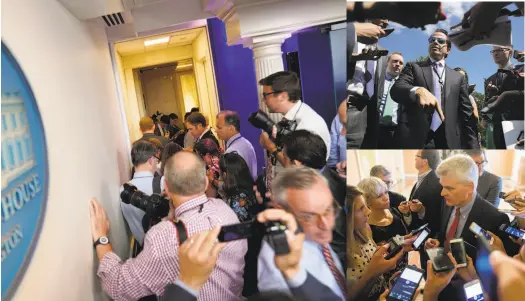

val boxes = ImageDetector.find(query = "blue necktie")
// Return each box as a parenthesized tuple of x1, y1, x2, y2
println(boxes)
(430, 62, 443, 131)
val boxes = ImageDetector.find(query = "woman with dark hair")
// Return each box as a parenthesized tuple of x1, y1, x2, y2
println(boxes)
(194, 138, 221, 197)
(219, 152, 259, 222)
(159, 142, 183, 176)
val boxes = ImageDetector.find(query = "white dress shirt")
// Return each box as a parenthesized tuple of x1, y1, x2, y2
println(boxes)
(283, 100, 331, 160)
(347, 42, 378, 97)
(258, 239, 344, 299)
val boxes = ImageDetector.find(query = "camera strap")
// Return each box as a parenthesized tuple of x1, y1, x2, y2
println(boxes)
(171, 219, 188, 245)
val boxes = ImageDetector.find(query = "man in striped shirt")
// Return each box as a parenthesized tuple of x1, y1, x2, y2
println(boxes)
(90, 151, 247, 301)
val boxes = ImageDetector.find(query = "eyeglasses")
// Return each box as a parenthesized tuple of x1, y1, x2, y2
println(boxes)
(428, 37, 447, 45)
(475, 160, 487, 167)
(262, 91, 280, 100)
(152, 155, 161, 161)
(294, 202, 341, 224)
(490, 48, 511, 54)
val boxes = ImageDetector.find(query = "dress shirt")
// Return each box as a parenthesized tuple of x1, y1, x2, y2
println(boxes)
(414, 169, 432, 192)
(347, 42, 378, 97)
(379, 74, 399, 125)
(258, 239, 344, 299)
(327, 116, 347, 168)
(409, 58, 446, 101)
(120, 171, 165, 246)
(283, 100, 331, 160)
(446, 195, 476, 238)
(99, 195, 247, 301)
(224, 133, 258, 179)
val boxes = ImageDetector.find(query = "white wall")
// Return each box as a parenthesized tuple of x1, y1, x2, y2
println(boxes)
(3, 0, 130, 300)
(192, 28, 219, 128)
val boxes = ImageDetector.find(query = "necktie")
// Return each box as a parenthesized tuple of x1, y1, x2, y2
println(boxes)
(430, 62, 444, 132)
(379, 79, 395, 119)
(322, 245, 347, 297)
(445, 207, 461, 252)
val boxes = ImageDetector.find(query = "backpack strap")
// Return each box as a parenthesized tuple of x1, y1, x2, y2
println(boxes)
(152, 176, 162, 194)
(171, 219, 188, 245)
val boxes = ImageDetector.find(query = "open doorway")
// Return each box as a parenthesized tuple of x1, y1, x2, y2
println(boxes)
(113, 26, 219, 144)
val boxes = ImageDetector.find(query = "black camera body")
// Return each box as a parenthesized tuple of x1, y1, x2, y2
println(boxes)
(255, 173, 271, 203)
(248, 110, 297, 147)
(121, 183, 170, 232)
(218, 220, 291, 255)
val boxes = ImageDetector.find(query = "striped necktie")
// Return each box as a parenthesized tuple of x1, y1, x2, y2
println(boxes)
(322, 245, 347, 297)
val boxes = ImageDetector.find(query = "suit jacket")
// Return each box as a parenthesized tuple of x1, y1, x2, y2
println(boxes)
(390, 59, 478, 149)
(436, 194, 512, 263)
(410, 171, 444, 235)
(347, 47, 388, 148)
(477, 171, 502, 207)
(160, 283, 196, 301)
(388, 190, 406, 208)
(196, 129, 220, 148)
(322, 168, 347, 270)
(289, 271, 343, 301)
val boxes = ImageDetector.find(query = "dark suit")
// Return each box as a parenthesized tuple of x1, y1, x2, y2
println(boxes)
(196, 129, 220, 148)
(390, 59, 478, 149)
(388, 190, 406, 209)
(347, 47, 388, 149)
(410, 171, 444, 235)
(322, 168, 347, 270)
(138, 132, 170, 147)
(289, 271, 343, 301)
(477, 171, 502, 207)
(435, 195, 513, 301)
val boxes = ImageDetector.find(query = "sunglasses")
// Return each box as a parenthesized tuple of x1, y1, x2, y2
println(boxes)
(490, 48, 511, 54)
(428, 37, 447, 46)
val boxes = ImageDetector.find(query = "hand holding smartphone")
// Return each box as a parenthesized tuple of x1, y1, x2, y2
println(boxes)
(499, 224, 525, 240)
(450, 238, 468, 268)
(387, 266, 424, 301)
(412, 228, 430, 250)
(426, 247, 455, 272)
(469, 222, 494, 244)
(464, 279, 485, 301)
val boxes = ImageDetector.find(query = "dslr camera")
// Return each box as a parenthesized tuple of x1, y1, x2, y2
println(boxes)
(121, 183, 170, 232)
(248, 110, 297, 148)
(219, 219, 292, 255)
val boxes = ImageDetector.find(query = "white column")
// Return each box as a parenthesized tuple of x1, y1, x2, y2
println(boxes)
(247, 33, 291, 123)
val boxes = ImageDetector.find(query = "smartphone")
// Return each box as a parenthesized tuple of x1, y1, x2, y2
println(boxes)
(475, 235, 499, 301)
(499, 192, 506, 199)
(412, 228, 430, 250)
(382, 28, 395, 37)
(450, 238, 468, 268)
(469, 222, 494, 244)
(426, 247, 455, 272)
(464, 279, 485, 301)
(387, 266, 424, 301)
(411, 223, 429, 235)
(385, 235, 403, 260)
(499, 224, 525, 239)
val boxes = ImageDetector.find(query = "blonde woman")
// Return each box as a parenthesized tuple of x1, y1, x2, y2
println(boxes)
(346, 186, 404, 301)
(357, 177, 416, 283)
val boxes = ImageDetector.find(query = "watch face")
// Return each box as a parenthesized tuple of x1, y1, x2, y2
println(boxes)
(99, 237, 109, 244)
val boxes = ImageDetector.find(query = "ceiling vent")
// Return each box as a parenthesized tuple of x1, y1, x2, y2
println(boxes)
(102, 12, 126, 27)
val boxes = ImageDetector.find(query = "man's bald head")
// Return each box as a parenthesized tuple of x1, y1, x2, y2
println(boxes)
(164, 151, 207, 196)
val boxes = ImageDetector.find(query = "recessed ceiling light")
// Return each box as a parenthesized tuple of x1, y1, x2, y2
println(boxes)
(144, 37, 169, 46)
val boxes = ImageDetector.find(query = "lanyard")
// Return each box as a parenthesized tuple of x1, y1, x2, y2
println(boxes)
(432, 63, 445, 87)
(226, 136, 242, 150)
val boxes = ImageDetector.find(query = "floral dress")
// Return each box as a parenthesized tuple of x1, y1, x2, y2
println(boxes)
(347, 240, 387, 301)
(226, 189, 258, 222)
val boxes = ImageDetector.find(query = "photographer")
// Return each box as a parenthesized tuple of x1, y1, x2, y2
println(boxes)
(257, 167, 345, 300)
(121, 140, 164, 247)
(258, 71, 330, 169)
(281, 130, 346, 268)
(92, 151, 247, 301)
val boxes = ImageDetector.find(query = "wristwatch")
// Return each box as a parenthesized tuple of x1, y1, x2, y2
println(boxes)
(93, 236, 110, 248)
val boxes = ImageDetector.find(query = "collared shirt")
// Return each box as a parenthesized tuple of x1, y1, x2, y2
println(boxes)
(283, 101, 331, 160)
(446, 195, 476, 238)
(327, 116, 347, 168)
(258, 239, 345, 299)
(415, 169, 432, 192)
(99, 195, 247, 301)
(224, 133, 258, 179)
(120, 171, 165, 246)
(410, 57, 446, 101)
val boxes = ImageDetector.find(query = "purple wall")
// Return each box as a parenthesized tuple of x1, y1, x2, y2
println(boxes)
(207, 18, 265, 173)
(296, 30, 338, 127)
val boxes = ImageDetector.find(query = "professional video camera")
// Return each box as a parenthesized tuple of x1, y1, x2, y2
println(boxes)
(248, 110, 297, 148)
(121, 183, 170, 231)
(219, 219, 293, 255)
